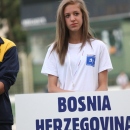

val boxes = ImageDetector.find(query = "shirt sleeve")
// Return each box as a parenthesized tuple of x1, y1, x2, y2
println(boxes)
(98, 42, 113, 73)
(41, 46, 58, 77)
(0, 46, 19, 92)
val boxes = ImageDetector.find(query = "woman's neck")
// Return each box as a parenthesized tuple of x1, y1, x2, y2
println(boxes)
(69, 31, 82, 44)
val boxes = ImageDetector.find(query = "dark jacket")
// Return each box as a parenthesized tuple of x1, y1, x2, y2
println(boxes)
(0, 37, 19, 125)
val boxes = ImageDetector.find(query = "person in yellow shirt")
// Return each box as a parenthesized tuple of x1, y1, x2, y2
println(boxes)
(0, 37, 19, 130)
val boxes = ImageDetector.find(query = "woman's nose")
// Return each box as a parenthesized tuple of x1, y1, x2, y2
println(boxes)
(70, 15, 75, 21)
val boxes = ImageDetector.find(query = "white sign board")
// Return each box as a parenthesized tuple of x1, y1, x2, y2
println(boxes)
(15, 91, 130, 130)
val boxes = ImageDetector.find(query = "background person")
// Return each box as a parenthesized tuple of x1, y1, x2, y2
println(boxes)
(0, 37, 19, 130)
(116, 72, 129, 89)
(41, 0, 113, 92)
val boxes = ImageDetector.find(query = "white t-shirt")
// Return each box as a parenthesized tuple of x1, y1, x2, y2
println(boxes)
(41, 39, 113, 91)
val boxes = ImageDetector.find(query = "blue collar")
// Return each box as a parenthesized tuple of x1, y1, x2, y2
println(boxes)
(0, 37, 4, 44)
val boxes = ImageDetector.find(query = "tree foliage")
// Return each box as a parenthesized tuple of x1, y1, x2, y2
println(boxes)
(0, 0, 26, 46)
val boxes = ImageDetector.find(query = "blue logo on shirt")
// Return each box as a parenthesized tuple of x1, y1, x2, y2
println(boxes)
(86, 55, 96, 67)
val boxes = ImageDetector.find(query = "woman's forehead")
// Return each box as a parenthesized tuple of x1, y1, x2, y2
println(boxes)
(64, 3, 80, 13)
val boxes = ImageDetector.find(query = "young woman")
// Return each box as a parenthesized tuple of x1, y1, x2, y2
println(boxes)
(41, 0, 113, 93)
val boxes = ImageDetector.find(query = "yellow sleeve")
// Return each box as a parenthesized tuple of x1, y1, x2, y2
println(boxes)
(0, 38, 16, 62)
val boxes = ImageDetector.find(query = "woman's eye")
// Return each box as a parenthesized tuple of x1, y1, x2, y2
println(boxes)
(65, 14, 70, 18)
(74, 13, 79, 16)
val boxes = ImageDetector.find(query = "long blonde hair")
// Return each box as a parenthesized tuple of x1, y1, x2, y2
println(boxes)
(52, 0, 94, 65)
